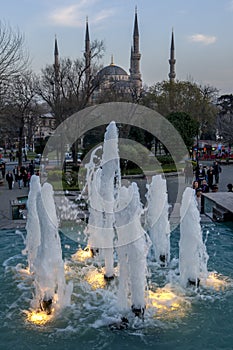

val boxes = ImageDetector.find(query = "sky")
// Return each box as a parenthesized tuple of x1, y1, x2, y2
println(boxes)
(1, 0, 233, 95)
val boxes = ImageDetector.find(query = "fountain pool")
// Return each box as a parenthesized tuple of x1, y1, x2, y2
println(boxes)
(1, 221, 233, 350)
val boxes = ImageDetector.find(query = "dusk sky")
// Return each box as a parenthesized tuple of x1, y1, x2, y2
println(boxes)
(1, 0, 233, 95)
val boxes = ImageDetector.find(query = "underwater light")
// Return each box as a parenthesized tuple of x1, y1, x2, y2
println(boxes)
(72, 246, 93, 262)
(26, 310, 54, 325)
(85, 269, 107, 290)
(147, 288, 190, 319)
(205, 272, 228, 291)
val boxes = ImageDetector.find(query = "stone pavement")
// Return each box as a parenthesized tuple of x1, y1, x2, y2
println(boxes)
(0, 177, 29, 229)
(0, 161, 232, 230)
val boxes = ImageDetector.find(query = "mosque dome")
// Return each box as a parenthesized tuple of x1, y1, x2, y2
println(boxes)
(97, 64, 128, 78)
(96, 56, 129, 82)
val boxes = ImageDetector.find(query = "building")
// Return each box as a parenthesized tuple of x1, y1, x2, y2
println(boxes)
(53, 9, 176, 103)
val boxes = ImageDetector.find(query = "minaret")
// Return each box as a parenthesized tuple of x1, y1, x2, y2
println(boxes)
(53, 36, 60, 101)
(53, 35, 60, 82)
(168, 29, 176, 83)
(129, 7, 142, 99)
(84, 17, 91, 91)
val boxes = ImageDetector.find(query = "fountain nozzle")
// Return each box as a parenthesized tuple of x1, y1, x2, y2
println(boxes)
(159, 254, 167, 267)
(104, 274, 115, 282)
(188, 278, 200, 288)
(40, 298, 53, 315)
(131, 305, 145, 319)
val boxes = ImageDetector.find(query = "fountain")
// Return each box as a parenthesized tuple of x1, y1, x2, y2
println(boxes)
(25, 177, 73, 315)
(115, 182, 151, 317)
(84, 122, 150, 316)
(85, 121, 121, 279)
(23, 174, 41, 273)
(1, 121, 233, 349)
(179, 187, 209, 287)
(146, 174, 170, 266)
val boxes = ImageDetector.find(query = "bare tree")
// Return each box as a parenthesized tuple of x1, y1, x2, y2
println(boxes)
(0, 20, 29, 82)
(35, 39, 104, 163)
(36, 39, 105, 127)
(0, 20, 30, 148)
(2, 71, 40, 165)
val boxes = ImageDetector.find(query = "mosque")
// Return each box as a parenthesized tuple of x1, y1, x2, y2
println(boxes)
(53, 9, 176, 102)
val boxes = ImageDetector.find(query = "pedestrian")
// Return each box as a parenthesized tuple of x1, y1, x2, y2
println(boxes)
(213, 161, 222, 184)
(29, 160, 35, 176)
(207, 166, 214, 189)
(192, 180, 201, 195)
(22, 169, 28, 187)
(227, 183, 233, 192)
(197, 164, 206, 186)
(13, 166, 18, 183)
(0, 162, 6, 178)
(201, 179, 209, 193)
(23, 150, 27, 162)
(17, 169, 23, 189)
(6, 171, 14, 190)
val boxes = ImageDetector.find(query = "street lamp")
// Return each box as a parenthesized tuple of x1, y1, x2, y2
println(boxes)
(24, 135, 27, 155)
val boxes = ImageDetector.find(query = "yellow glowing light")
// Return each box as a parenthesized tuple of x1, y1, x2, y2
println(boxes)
(205, 272, 228, 291)
(72, 246, 93, 262)
(16, 265, 32, 277)
(147, 288, 190, 319)
(85, 269, 107, 290)
(21, 267, 31, 275)
(26, 310, 54, 325)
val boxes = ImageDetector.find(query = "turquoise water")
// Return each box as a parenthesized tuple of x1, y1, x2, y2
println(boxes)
(1, 223, 233, 350)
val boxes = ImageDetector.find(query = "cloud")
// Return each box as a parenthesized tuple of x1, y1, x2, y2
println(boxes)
(48, 1, 114, 27)
(93, 9, 115, 24)
(49, 4, 82, 27)
(189, 34, 217, 45)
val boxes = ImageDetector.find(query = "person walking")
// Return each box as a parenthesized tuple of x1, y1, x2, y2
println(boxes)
(17, 168, 23, 189)
(22, 169, 28, 187)
(207, 166, 214, 189)
(0, 161, 6, 179)
(13, 166, 18, 183)
(6, 171, 14, 190)
(29, 160, 35, 176)
(213, 161, 222, 184)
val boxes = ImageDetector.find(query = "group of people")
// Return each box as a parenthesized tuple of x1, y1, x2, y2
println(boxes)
(5, 161, 36, 190)
(183, 160, 222, 194)
(191, 161, 222, 195)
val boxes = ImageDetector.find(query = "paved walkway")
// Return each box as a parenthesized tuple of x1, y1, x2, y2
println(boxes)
(0, 161, 232, 229)
(0, 177, 29, 229)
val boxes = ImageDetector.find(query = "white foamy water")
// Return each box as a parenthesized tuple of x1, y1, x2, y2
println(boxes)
(179, 187, 209, 287)
(23, 175, 41, 273)
(115, 182, 151, 312)
(25, 178, 73, 311)
(85, 121, 120, 278)
(146, 175, 170, 266)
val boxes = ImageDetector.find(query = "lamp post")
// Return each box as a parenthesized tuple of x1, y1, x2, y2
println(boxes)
(32, 135, 35, 152)
(24, 135, 27, 155)
(196, 134, 199, 169)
